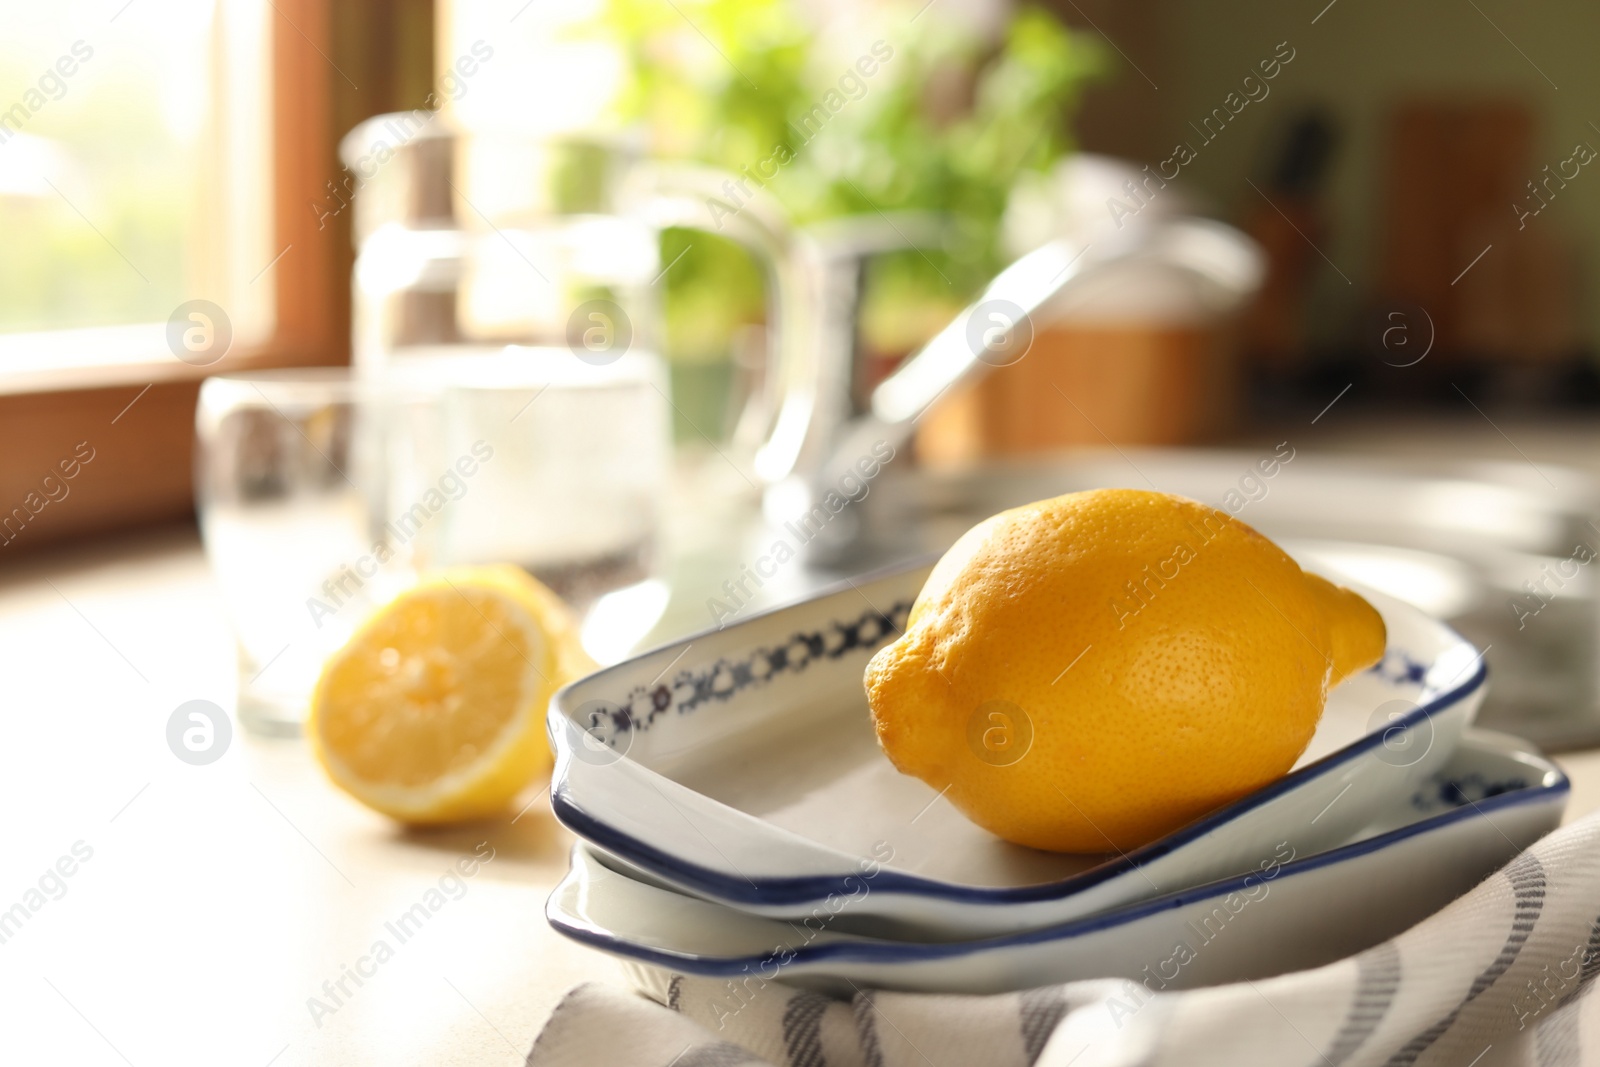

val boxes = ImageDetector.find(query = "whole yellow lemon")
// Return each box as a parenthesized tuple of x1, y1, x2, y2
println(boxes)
(863, 489, 1385, 853)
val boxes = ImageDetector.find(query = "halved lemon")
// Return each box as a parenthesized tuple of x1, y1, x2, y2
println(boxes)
(309, 565, 593, 823)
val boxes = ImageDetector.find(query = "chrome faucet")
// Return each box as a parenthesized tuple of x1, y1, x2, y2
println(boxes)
(759, 216, 1264, 565)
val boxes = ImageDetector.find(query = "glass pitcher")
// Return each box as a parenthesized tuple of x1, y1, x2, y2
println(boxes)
(338, 117, 810, 646)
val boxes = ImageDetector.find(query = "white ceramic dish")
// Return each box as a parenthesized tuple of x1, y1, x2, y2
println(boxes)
(549, 731, 1566, 995)
(549, 557, 1487, 938)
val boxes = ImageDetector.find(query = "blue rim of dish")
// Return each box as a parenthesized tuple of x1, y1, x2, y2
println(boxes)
(547, 554, 1491, 908)
(547, 751, 1568, 973)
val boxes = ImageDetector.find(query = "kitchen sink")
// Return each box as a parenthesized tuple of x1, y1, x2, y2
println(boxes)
(795, 448, 1600, 751)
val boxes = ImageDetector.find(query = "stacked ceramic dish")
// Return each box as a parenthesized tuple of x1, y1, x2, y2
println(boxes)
(544, 559, 1568, 995)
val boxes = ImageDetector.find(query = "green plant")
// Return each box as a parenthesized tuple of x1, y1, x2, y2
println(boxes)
(582, 0, 1107, 431)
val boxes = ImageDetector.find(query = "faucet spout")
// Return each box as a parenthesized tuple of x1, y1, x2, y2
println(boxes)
(776, 217, 1264, 565)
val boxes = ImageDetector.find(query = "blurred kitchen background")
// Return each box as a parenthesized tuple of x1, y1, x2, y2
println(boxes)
(6, 0, 1600, 746)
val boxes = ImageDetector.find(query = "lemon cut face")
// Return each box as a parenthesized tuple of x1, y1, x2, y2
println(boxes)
(864, 489, 1387, 853)
(310, 566, 591, 824)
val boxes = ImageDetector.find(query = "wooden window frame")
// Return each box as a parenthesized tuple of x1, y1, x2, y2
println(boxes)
(0, 0, 430, 555)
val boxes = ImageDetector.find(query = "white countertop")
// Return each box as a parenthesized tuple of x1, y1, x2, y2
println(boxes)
(0, 529, 601, 1066)
(7, 427, 1600, 1065)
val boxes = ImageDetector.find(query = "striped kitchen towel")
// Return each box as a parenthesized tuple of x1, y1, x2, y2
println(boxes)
(527, 811, 1600, 1067)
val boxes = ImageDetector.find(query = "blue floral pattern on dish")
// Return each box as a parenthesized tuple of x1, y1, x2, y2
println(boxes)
(578, 599, 914, 749)
(1368, 648, 1430, 687)
(1412, 772, 1530, 813)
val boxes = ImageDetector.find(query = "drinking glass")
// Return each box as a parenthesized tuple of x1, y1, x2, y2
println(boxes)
(195, 370, 406, 736)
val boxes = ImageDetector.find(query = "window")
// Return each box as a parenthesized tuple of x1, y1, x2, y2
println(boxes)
(0, 0, 428, 551)
(0, 0, 274, 376)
